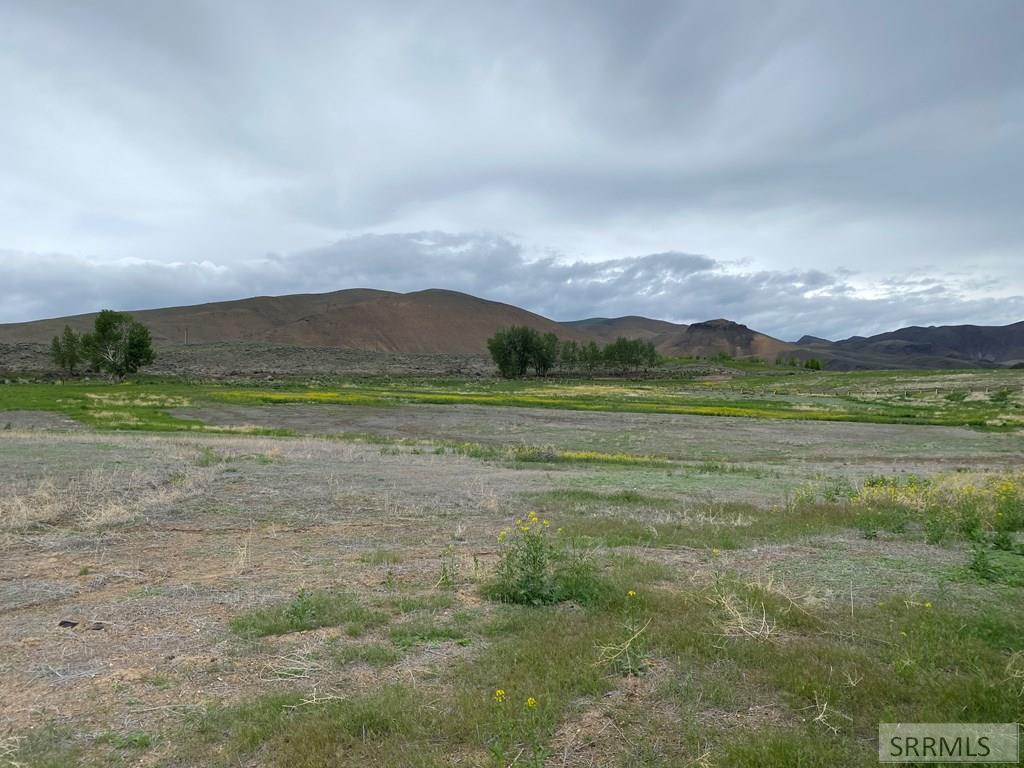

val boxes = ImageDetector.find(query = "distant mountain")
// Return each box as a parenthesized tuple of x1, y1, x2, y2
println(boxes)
(0, 288, 1019, 368)
(801, 321, 1024, 369)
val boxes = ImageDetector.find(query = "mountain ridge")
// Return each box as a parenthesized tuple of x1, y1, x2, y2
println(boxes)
(0, 288, 1020, 369)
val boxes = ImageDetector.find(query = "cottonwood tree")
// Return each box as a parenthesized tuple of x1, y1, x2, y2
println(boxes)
(50, 325, 82, 374)
(487, 325, 539, 378)
(82, 310, 156, 379)
(531, 332, 559, 377)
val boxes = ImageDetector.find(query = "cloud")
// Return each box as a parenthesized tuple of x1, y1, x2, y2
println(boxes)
(3, 233, 1021, 340)
(0, 1, 1021, 289)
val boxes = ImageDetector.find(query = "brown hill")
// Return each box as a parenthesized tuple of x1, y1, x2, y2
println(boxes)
(0, 288, 585, 354)
(6, 287, 1015, 368)
(654, 319, 794, 360)
(562, 316, 686, 344)
(261, 289, 586, 353)
(0, 288, 397, 345)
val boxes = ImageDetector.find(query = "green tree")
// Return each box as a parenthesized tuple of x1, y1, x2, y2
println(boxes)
(641, 340, 661, 370)
(558, 340, 579, 372)
(532, 332, 559, 377)
(81, 310, 156, 379)
(803, 358, 822, 370)
(603, 337, 640, 373)
(580, 341, 603, 373)
(487, 325, 541, 378)
(50, 324, 82, 374)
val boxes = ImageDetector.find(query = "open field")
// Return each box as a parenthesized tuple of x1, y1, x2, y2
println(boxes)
(1, 366, 1023, 431)
(1, 371, 1023, 767)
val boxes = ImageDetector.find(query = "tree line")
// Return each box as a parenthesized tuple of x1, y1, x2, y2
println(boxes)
(50, 310, 155, 378)
(487, 326, 662, 378)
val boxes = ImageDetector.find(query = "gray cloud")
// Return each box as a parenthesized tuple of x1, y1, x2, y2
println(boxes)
(3, 233, 1021, 341)
(0, 2, 1021, 325)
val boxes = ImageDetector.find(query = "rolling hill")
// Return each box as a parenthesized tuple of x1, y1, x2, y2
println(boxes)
(1, 288, 1020, 368)
(0, 289, 585, 354)
(562, 316, 686, 344)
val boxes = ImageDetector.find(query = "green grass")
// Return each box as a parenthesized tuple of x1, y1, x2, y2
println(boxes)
(229, 589, 388, 638)
(389, 620, 469, 648)
(181, 686, 442, 768)
(385, 592, 456, 613)
(126, 544, 1024, 767)
(331, 642, 402, 668)
(2, 367, 1021, 433)
(549, 500, 872, 550)
(95, 731, 155, 749)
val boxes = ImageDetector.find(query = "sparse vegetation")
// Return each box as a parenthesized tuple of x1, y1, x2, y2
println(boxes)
(230, 589, 388, 638)
(2, 369, 1023, 767)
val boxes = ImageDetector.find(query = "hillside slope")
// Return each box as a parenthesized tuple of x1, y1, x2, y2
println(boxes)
(799, 322, 1024, 368)
(2, 288, 1019, 367)
(562, 316, 686, 344)
(0, 289, 584, 354)
(655, 319, 795, 360)
(0, 289, 397, 345)
(262, 289, 586, 353)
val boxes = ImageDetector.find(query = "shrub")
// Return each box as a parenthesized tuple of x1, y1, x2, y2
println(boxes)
(485, 513, 608, 606)
(489, 512, 556, 605)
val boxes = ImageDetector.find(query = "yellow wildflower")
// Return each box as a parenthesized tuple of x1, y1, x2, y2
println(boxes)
(526, 697, 537, 709)
(924, 601, 933, 609)
(711, 548, 721, 556)
(493, 688, 506, 703)
(497, 530, 507, 542)
(542, 519, 550, 526)
(627, 590, 637, 598)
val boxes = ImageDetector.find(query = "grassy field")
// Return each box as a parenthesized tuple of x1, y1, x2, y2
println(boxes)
(1, 370, 1023, 767)
(1, 366, 1023, 431)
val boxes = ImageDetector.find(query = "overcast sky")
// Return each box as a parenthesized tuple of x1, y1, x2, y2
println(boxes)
(1, 1, 1022, 340)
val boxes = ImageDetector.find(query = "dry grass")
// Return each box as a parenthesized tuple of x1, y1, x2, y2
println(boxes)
(0, 464, 216, 535)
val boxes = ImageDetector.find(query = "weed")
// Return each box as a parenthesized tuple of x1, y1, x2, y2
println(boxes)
(970, 545, 998, 582)
(596, 589, 650, 676)
(487, 512, 557, 605)
(390, 621, 468, 649)
(489, 689, 547, 767)
(95, 731, 154, 749)
(359, 549, 403, 565)
(195, 446, 224, 466)
(436, 544, 460, 589)
(331, 642, 401, 668)
(230, 589, 387, 638)
(388, 592, 455, 613)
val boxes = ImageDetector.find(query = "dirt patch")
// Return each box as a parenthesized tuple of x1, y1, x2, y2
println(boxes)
(0, 411, 84, 431)
(175, 402, 1024, 477)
